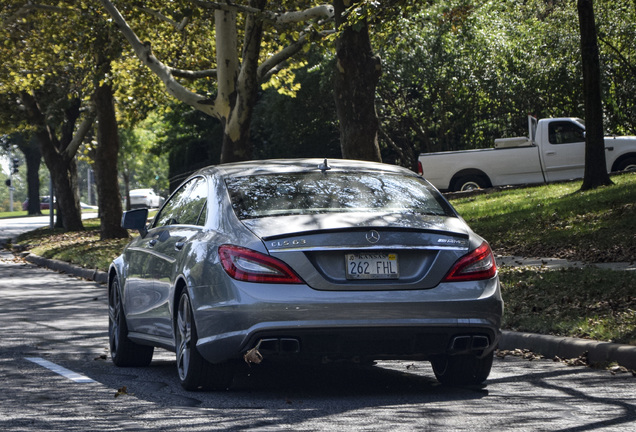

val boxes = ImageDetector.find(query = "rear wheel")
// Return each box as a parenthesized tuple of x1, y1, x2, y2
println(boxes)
(176, 290, 235, 391)
(109, 275, 154, 367)
(616, 157, 636, 172)
(453, 175, 490, 192)
(431, 351, 494, 386)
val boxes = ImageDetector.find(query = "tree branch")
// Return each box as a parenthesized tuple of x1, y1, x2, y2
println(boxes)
(62, 109, 96, 162)
(169, 67, 218, 79)
(258, 29, 334, 82)
(3, 3, 75, 25)
(272, 5, 334, 25)
(137, 6, 190, 31)
(98, 0, 220, 117)
(187, 0, 334, 26)
(598, 35, 636, 76)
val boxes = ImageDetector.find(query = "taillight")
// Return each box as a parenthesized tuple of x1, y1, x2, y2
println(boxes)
(218, 245, 304, 284)
(443, 242, 497, 282)
(418, 161, 423, 175)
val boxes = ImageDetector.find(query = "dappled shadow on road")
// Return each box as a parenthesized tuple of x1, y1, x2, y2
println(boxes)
(2, 247, 635, 431)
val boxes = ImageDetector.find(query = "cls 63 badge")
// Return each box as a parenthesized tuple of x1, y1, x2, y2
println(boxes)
(271, 239, 307, 248)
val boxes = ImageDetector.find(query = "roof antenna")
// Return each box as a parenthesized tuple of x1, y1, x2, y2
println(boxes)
(318, 158, 331, 172)
(318, 158, 331, 173)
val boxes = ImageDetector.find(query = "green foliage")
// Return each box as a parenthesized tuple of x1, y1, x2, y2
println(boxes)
(500, 266, 636, 344)
(371, 0, 636, 166)
(119, 112, 170, 194)
(158, 102, 223, 191)
(453, 172, 636, 263)
(251, 50, 341, 160)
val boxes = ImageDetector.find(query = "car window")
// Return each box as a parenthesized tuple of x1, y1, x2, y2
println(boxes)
(153, 177, 208, 227)
(548, 121, 585, 144)
(226, 172, 455, 220)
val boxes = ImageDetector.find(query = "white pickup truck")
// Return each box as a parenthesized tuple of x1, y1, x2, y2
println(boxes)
(418, 116, 636, 192)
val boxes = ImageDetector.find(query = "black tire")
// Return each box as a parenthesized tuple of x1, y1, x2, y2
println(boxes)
(175, 290, 235, 391)
(431, 351, 494, 386)
(616, 157, 636, 172)
(108, 275, 154, 367)
(453, 175, 489, 192)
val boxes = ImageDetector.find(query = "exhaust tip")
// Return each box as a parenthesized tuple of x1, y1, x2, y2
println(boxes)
(450, 335, 491, 353)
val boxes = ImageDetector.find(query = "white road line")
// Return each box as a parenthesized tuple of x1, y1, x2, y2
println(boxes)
(25, 357, 95, 383)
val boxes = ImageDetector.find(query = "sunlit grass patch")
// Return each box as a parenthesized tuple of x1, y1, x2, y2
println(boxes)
(499, 266, 636, 345)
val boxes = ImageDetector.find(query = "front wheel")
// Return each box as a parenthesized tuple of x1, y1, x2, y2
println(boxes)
(175, 290, 235, 391)
(108, 275, 154, 367)
(431, 351, 494, 386)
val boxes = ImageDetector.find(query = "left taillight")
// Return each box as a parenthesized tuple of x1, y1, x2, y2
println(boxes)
(443, 242, 497, 282)
(218, 245, 304, 284)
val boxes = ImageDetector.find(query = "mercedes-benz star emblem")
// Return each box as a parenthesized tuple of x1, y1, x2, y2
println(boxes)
(365, 230, 380, 244)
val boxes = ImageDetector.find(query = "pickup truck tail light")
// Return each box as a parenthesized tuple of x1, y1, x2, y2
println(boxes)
(443, 242, 497, 282)
(219, 245, 304, 284)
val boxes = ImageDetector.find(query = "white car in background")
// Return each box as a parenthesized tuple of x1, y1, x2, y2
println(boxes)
(129, 188, 163, 209)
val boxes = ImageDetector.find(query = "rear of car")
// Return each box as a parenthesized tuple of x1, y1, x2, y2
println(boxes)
(110, 159, 503, 390)
(203, 161, 502, 382)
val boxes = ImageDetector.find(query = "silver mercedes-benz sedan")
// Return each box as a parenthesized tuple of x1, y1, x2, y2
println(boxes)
(109, 159, 503, 390)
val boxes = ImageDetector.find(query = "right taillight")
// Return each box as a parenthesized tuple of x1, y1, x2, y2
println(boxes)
(443, 242, 497, 282)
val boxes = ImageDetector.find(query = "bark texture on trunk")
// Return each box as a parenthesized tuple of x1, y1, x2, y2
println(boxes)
(23, 136, 42, 215)
(332, 0, 382, 162)
(93, 84, 129, 239)
(578, 0, 612, 190)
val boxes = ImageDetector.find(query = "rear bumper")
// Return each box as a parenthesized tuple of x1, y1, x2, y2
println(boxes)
(194, 277, 503, 364)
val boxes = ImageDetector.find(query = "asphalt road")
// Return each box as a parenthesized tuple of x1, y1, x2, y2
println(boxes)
(1, 247, 635, 431)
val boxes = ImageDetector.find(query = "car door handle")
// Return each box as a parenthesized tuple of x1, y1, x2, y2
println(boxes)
(175, 242, 185, 251)
(149, 239, 158, 247)
(545, 151, 556, 156)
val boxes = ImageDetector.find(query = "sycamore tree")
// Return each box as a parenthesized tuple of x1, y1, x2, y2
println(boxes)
(98, 0, 338, 163)
(0, 1, 134, 237)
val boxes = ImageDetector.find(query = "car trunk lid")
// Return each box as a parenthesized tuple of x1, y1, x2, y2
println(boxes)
(240, 212, 471, 291)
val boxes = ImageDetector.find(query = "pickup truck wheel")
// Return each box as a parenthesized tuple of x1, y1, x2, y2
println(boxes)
(616, 157, 636, 172)
(454, 176, 489, 192)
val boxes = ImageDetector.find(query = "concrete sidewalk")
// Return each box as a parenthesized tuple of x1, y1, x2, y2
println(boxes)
(15, 250, 636, 372)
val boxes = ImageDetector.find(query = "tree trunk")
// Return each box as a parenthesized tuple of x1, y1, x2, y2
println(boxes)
(93, 84, 129, 239)
(22, 135, 42, 215)
(332, 0, 382, 162)
(20, 92, 85, 231)
(577, 0, 612, 190)
(217, 0, 265, 164)
(12, 133, 42, 215)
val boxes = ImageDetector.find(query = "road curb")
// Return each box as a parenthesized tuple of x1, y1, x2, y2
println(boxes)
(500, 330, 636, 370)
(17, 252, 636, 371)
(23, 253, 108, 284)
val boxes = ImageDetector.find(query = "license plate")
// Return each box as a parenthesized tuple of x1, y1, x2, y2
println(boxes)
(345, 253, 399, 280)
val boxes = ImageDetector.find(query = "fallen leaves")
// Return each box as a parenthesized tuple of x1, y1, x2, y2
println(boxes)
(114, 386, 128, 398)
(496, 348, 544, 361)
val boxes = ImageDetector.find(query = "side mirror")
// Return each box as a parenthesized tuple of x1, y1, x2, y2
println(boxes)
(122, 208, 149, 237)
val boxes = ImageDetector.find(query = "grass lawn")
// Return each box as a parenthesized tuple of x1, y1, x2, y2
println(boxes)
(7, 172, 636, 345)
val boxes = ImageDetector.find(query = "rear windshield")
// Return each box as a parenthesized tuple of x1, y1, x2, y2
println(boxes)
(225, 172, 455, 220)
